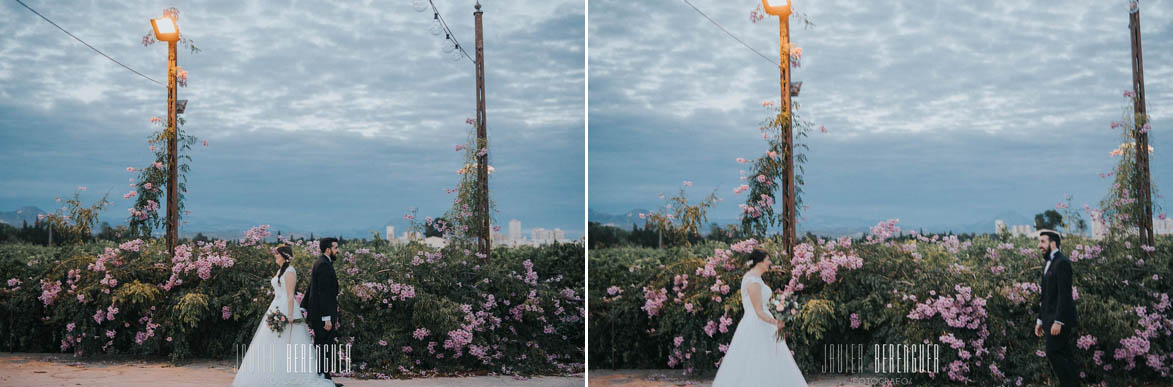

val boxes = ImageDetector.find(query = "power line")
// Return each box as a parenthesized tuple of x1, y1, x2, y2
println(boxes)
(429, 0, 474, 64)
(680, 0, 780, 69)
(13, 0, 165, 87)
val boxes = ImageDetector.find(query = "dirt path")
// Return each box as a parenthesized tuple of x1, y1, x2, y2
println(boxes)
(587, 370, 874, 386)
(0, 353, 584, 387)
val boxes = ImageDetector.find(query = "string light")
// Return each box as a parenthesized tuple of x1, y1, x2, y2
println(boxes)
(414, 0, 474, 64)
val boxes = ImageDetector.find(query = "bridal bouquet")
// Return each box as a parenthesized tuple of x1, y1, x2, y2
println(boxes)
(265, 309, 305, 337)
(769, 292, 801, 342)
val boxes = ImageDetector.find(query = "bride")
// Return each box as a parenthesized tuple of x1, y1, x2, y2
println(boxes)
(233, 244, 336, 387)
(712, 249, 807, 386)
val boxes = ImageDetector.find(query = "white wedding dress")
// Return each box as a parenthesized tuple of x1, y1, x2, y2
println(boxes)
(712, 274, 807, 386)
(233, 267, 334, 387)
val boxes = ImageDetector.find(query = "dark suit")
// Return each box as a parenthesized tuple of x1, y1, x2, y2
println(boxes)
(1037, 250, 1079, 387)
(305, 254, 339, 379)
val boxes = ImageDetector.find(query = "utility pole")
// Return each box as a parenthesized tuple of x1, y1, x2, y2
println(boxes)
(762, 0, 796, 259)
(474, 2, 490, 262)
(166, 35, 179, 257)
(1129, 1, 1154, 250)
(151, 11, 181, 257)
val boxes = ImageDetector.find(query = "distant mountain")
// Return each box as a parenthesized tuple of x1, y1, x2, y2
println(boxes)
(0, 206, 46, 227)
(588, 208, 650, 229)
(4, 205, 576, 241)
(589, 208, 1037, 238)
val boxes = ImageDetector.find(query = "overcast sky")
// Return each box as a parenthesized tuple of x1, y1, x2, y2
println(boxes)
(589, 0, 1173, 229)
(0, 0, 585, 237)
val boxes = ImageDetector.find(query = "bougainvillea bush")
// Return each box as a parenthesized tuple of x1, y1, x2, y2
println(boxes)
(588, 221, 1171, 386)
(0, 233, 583, 378)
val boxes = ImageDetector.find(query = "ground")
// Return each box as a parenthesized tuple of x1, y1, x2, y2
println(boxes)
(0, 353, 583, 387)
(587, 369, 873, 386)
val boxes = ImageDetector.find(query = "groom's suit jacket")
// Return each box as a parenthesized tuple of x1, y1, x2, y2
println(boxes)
(305, 254, 339, 329)
(1037, 250, 1078, 329)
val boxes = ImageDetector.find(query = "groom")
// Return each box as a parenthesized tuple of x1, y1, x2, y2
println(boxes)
(306, 237, 342, 387)
(1034, 230, 1079, 387)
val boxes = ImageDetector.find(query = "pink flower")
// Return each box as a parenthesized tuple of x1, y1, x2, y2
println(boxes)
(144, 183, 153, 190)
(718, 315, 733, 333)
(221, 306, 231, 320)
(850, 313, 861, 329)
(1077, 335, 1096, 350)
(78, 186, 86, 192)
(820, 125, 827, 133)
(756, 175, 767, 183)
(682, 180, 693, 187)
(126, 167, 137, 173)
(736, 157, 747, 164)
(202, 140, 208, 147)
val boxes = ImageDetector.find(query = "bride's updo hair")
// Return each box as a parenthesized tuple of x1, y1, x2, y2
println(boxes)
(276, 244, 293, 284)
(746, 248, 769, 268)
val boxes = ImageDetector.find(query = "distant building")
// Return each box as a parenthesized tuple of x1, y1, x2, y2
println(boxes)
(995, 220, 1036, 238)
(1092, 218, 1109, 240)
(424, 236, 447, 249)
(554, 228, 566, 242)
(1155, 218, 1173, 235)
(1086, 217, 1168, 240)
(1010, 224, 1036, 237)
(385, 226, 395, 241)
(531, 227, 548, 244)
(509, 219, 522, 242)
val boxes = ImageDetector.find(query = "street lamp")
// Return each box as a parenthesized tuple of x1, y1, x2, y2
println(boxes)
(151, 12, 181, 257)
(761, 0, 797, 259)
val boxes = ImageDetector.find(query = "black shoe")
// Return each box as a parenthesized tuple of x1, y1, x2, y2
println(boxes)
(334, 383, 343, 387)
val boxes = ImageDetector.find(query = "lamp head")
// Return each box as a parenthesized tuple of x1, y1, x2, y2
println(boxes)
(151, 16, 179, 42)
(761, 0, 792, 17)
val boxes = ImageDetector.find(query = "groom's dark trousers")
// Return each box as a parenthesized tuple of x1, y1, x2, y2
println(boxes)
(310, 321, 336, 379)
(1046, 326, 1079, 387)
